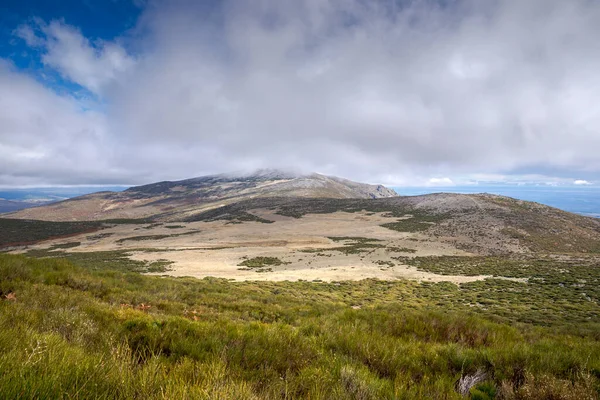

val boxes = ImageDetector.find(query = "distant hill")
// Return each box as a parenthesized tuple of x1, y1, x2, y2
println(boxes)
(5, 170, 397, 222)
(0, 199, 40, 213)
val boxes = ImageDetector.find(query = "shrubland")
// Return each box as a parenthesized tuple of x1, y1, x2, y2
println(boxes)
(1, 252, 599, 399)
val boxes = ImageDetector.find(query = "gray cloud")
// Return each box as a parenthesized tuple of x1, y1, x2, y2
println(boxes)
(2, 0, 600, 186)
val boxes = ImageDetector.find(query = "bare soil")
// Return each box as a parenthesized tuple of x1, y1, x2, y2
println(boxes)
(16, 209, 510, 283)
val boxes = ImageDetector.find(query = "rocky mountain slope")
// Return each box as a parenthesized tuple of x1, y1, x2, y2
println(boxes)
(4, 170, 396, 222)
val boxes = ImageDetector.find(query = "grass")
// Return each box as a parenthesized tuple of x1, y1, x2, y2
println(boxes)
(395, 255, 600, 329)
(24, 249, 174, 274)
(0, 252, 599, 398)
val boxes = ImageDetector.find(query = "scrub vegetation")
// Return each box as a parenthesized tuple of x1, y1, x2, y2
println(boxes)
(0, 218, 103, 248)
(115, 230, 202, 244)
(0, 252, 599, 399)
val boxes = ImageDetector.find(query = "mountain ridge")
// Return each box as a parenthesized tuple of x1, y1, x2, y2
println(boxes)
(4, 170, 397, 222)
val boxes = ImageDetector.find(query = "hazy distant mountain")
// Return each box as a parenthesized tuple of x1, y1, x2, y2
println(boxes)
(6, 170, 397, 221)
(0, 199, 40, 213)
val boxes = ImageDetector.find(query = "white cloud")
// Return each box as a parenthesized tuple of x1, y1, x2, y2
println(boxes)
(428, 178, 455, 186)
(2, 0, 600, 186)
(574, 180, 592, 185)
(13, 23, 44, 47)
(0, 60, 133, 186)
(15, 20, 135, 94)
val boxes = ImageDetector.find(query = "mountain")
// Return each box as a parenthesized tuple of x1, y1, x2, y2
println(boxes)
(0, 199, 40, 213)
(4, 170, 397, 222)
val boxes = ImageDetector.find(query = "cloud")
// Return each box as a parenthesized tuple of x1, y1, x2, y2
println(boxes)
(15, 19, 135, 94)
(13, 23, 45, 47)
(2, 0, 600, 186)
(574, 180, 592, 185)
(0, 60, 134, 186)
(428, 178, 454, 186)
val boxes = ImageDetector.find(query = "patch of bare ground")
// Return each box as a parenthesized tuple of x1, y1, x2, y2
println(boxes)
(16, 209, 500, 283)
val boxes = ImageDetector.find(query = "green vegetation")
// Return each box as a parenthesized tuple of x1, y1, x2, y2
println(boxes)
(327, 236, 383, 243)
(24, 249, 174, 274)
(381, 214, 449, 233)
(375, 260, 395, 268)
(237, 257, 289, 269)
(386, 246, 417, 253)
(48, 241, 81, 250)
(185, 206, 274, 224)
(115, 230, 202, 244)
(301, 237, 386, 255)
(116, 235, 172, 243)
(484, 196, 600, 254)
(142, 223, 164, 230)
(0, 218, 103, 248)
(99, 218, 156, 224)
(87, 232, 114, 240)
(0, 253, 598, 399)
(302, 237, 415, 256)
(396, 255, 600, 328)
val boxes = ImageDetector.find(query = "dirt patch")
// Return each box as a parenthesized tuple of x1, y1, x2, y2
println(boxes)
(14, 209, 502, 283)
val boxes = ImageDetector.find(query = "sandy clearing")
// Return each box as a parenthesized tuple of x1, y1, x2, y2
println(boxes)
(132, 248, 492, 283)
(17, 209, 506, 283)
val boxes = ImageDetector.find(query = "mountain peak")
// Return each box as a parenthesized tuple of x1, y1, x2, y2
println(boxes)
(219, 168, 307, 181)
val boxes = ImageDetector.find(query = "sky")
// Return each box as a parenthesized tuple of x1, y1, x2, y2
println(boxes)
(1, 0, 600, 188)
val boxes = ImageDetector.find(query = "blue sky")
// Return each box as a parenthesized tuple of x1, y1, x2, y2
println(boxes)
(0, 0, 141, 98)
(1, 0, 599, 188)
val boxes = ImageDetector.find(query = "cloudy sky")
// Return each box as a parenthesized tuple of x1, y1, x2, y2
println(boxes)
(1, 0, 599, 187)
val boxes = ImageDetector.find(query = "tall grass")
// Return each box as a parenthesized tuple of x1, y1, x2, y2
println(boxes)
(0, 253, 599, 399)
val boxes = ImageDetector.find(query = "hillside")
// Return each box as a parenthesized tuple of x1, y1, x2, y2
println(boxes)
(4, 170, 396, 222)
